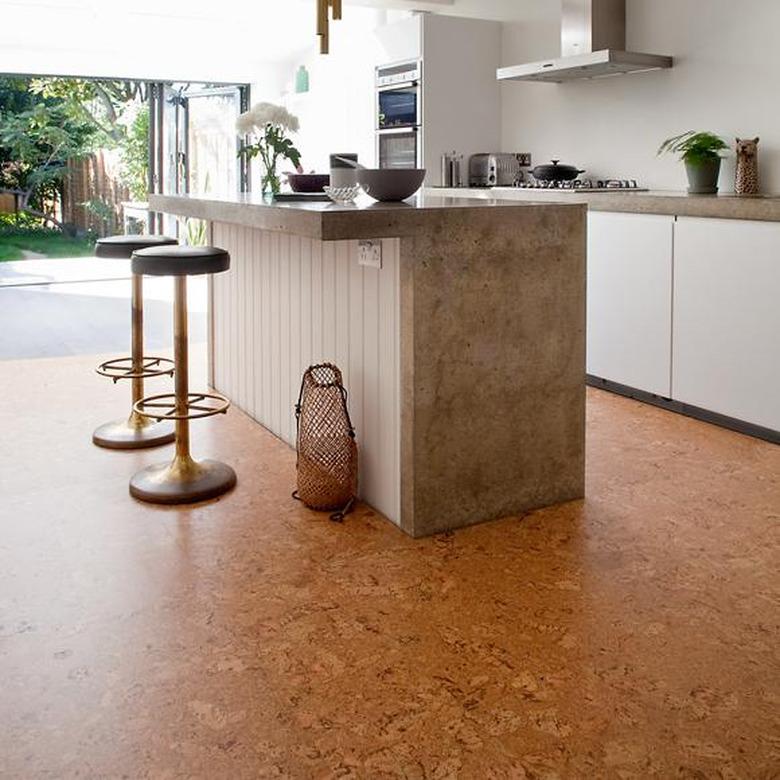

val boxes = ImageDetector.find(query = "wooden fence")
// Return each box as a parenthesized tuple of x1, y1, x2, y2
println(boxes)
(62, 150, 130, 236)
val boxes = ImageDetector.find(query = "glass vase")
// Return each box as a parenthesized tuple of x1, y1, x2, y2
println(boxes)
(261, 168, 281, 197)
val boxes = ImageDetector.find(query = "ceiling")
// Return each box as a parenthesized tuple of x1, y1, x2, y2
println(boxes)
(0, 0, 558, 82)
(351, 0, 556, 19)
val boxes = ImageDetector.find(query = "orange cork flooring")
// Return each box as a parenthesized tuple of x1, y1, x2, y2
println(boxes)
(1, 353, 778, 778)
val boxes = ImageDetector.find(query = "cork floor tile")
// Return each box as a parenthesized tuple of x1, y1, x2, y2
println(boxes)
(0, 353, 778, 778)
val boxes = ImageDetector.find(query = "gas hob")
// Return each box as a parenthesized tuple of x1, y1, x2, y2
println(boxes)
(512, 178, 647, 192)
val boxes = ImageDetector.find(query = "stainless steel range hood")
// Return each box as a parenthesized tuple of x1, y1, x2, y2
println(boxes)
(497, 0, 672, 84)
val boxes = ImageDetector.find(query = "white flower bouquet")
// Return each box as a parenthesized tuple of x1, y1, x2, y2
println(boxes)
(236, 102, 302, 195)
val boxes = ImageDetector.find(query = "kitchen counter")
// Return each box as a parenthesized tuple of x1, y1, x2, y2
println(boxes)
(151, 192, 587, 536)
(149, 191, 581, 241)
(427, 186, 780, 222)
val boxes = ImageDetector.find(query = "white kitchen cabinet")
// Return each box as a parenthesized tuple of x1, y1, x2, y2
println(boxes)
(587, 212, 674, 396)
(672, 217, 780, 431)
(374, 14, 422, 65)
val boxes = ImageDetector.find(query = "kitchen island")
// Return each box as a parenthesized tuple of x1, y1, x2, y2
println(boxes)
(150, 192, 586, 536)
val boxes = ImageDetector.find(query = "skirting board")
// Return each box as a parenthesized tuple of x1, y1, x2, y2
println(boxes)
(586, 375, 780, 446)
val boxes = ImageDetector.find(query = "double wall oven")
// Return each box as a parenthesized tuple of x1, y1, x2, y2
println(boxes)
(376, 60, 421, 170)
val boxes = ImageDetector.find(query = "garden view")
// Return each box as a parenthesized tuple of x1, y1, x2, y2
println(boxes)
(0, 77, 149, 261)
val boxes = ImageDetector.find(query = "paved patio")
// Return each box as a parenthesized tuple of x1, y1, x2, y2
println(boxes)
(0, 257, 207, 360)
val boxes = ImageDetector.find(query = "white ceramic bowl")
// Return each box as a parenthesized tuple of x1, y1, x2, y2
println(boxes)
(356, 168, 426, 202)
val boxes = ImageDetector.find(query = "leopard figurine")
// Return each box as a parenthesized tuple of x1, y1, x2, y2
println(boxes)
(735, 137, 760, 195)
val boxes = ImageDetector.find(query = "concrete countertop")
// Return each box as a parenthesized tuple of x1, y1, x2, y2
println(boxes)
(427, 186, 780, 222)
(150, 191, 584, 241)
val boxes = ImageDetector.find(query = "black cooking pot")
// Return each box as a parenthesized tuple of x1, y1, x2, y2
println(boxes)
(531, 160, 585, 182)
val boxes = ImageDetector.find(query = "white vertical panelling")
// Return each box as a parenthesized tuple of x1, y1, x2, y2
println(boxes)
(243, 224, 253, 414)
(280, 236, 292, 444)
(311, 241, 323, 361)
(210, 223, 401, 524)
(288, 237, 301, 442)
(335, 244, 350, 386)
(361, 260, 380, 511)
(235, 224, 246, 411)
(248, 228, 258, 420)
(347, 249, 365, 463)
(212, 222, 227, 395)
(300, 238, 313, 425)
(252, 231, 264, 423)
(322, 242, 336, 362)
(230, 224, 239, 411)
(261, 232, 272, 428)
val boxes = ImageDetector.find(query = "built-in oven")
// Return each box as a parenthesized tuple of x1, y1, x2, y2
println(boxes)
(378, 127, 419, 170)
(376, 60, 421, 169)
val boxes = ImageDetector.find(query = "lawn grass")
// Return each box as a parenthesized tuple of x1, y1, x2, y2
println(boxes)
(0, 243, 22, 261)
(0, 230, 96, 261)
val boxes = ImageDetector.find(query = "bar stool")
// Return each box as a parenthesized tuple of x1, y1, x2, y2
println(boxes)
(128, 245, 237, 504)
(93, 234, 178, 449)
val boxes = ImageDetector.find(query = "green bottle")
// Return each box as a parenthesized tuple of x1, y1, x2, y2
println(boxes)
(295, 66, 310, 94)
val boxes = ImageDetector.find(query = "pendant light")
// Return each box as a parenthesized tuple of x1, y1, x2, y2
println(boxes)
(316, 0, 342, 54)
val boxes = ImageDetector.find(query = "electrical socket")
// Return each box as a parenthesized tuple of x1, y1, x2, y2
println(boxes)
(358, 240, 382, 269)
(517, 153, 532, 167)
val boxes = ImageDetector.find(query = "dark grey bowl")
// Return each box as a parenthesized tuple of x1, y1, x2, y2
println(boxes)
(287, 173, 330, 193)
(356, 168, 426, 202)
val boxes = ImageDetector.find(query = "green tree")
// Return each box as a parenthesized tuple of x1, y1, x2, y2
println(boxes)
(29, 78, 147, 145)
(120, 107, 150, 200)
(31, 78, 150, 200)
(0, 82, 97, 228)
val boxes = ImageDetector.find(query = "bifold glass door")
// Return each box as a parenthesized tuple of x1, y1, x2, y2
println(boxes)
(149, 81, 249, 235)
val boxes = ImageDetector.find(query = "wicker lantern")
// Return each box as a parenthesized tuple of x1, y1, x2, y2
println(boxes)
(293, 363, 357, 521)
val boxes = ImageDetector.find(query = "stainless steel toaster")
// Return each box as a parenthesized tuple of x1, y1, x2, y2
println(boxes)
(469, 153, 527, 187)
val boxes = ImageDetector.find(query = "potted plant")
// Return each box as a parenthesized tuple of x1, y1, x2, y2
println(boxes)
(657, 131, 729, 194)
(236, 102, 302, 196)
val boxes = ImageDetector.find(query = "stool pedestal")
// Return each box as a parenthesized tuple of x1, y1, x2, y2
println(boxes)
(128, 457, 237, 504)
(130, 275, 236, 504)
(93, 275, 175, 448)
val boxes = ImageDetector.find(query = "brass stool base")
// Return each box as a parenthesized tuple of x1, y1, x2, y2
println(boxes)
(129, 457, 237, 505)
(93, 417, 175, 450)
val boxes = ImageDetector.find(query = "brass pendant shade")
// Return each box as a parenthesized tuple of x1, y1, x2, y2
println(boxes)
(316, 0, 342, 54)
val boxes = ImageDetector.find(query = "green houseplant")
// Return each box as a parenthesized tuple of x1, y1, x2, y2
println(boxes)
(658, 130, 729, 194)
(236, 102, 302, 196)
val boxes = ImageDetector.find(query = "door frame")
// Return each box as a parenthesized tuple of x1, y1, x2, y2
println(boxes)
(147, 81, 250, 234)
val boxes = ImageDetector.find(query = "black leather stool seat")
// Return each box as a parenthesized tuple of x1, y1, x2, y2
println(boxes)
(95, 234, 177, 259)
(132, 245, 230, 277)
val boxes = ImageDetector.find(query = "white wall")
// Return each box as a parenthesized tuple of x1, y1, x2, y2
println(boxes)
(253, 9, 411, 174)
(500, 0, 780, 193)
(252, 9, 501, 178)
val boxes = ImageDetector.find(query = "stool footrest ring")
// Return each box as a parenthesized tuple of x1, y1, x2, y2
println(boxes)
(96, 356, 175, 382)
(133, 392, 231, 421)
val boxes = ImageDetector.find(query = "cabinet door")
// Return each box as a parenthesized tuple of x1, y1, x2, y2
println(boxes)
(672, 217, 780, 430)
(587, 212, 674, 396)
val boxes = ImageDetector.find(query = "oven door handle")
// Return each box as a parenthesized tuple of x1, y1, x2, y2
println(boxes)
(376, 126, 420, 135)
(376, 80, 419, 92)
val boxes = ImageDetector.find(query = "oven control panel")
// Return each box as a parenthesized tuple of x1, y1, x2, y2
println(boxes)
(376, 60, 421, 88)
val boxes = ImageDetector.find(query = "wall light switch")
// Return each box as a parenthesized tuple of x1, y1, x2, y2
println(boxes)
(358, 240, 382, 269)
